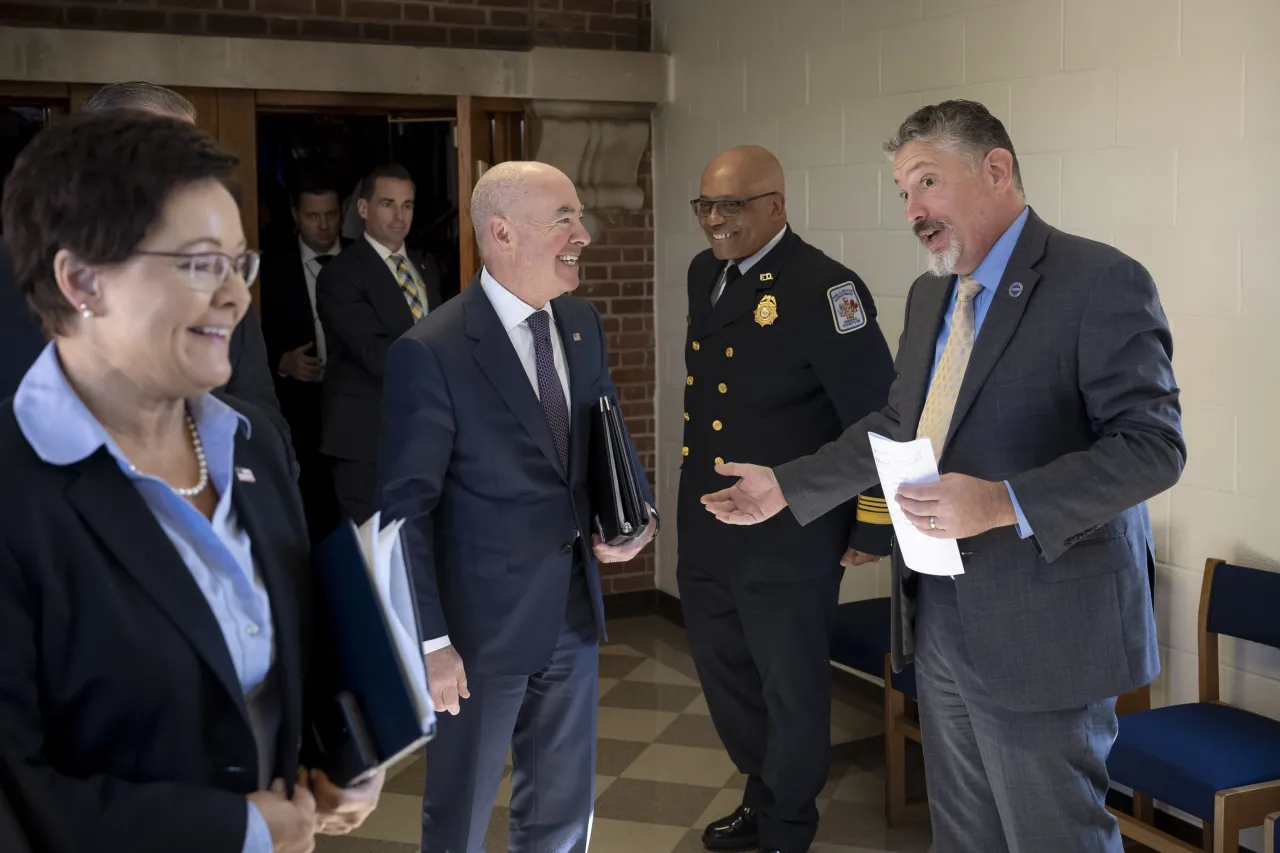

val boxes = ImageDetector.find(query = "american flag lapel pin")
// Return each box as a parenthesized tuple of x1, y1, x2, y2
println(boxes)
(572, 332, 582, 342)
(235, 467, 256, 483)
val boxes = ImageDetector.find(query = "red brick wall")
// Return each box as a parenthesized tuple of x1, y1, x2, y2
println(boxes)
(1, 0, 652, 51)
(579, 143, 655, 595)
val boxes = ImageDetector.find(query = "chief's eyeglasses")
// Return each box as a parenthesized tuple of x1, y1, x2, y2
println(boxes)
(136, 250, 262, 289)
(689, 192, 779, 219)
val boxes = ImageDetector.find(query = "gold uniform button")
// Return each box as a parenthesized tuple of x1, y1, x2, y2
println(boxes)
(712, 420, 723, 431)
(715, 456, 724, 466)
(718, 383, 727, 394)
(683, 412, 690, 421)
(692, 341, 701, 351)
(686, 376, 694, 386)
(682, 446, 689, 456)
(725, 347, 734, 357)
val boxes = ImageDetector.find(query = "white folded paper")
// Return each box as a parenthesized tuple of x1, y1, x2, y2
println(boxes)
(867, 433, 964, 577)
(356, 512, 433, 731)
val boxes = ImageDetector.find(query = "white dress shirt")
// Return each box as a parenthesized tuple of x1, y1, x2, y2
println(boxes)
(421, 267, 572, 656)
(298, 237, 341, 361)
(364, 232, 428, 314)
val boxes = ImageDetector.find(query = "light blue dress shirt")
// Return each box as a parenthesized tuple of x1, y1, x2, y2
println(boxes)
(927, 206, 1035, 539)
(14, 344, 278, 853)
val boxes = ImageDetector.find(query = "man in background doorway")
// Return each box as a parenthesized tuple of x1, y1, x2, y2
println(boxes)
(0, 81, 283, 431)
(316, 163, 441, 524)
(260, 174, 347, 540)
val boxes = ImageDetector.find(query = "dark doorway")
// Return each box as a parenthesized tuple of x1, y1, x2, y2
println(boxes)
(255, 109, 460, 301)
(0, 105, 60, 234)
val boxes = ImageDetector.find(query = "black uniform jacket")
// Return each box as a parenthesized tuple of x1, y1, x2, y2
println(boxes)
(676, 227, 896, 581)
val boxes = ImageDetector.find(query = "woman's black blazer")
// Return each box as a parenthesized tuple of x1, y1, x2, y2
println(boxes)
(0, 394, 312, 852)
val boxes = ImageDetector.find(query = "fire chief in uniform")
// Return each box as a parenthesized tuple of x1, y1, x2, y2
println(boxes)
(677, 146, 896, 853)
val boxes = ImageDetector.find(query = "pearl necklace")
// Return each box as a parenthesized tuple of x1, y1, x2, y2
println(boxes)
(129, 411, 209, 498)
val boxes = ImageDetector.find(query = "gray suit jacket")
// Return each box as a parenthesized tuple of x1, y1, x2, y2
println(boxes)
(776, 209, 1185, 713)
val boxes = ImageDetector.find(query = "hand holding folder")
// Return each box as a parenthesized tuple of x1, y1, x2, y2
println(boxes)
(309, 513, 436, 788)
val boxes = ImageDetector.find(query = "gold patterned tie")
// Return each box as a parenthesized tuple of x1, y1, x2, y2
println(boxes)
(390, 254, 425, 321)
(916, 276, 984, 461)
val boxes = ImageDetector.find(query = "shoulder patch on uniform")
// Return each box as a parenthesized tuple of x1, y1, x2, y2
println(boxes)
(827, 281, 867, 334)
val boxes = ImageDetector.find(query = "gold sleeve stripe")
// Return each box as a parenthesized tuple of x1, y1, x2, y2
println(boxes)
(856, 508, 892, 525)
(857, 496, 889, 508)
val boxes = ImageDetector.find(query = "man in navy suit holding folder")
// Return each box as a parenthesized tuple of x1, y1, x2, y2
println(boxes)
(379, 161, 657, 853)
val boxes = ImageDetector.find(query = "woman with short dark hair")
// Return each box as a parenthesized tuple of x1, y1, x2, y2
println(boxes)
(0, 110, 382, 853)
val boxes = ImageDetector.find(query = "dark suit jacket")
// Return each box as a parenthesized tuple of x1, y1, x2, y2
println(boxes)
(776, 209, 1185, 712)
(379, 277, 653, 676)
(678, 229, 896, 581)
(258, 237, 349, 457)
(224, 307, 288, 435)
(0, 396, 312, 852)
(0, 244, 46, 403)
(316, 237, 441, 464)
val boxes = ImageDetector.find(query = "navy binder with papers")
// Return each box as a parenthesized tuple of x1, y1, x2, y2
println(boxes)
(311, 513, 435, 787)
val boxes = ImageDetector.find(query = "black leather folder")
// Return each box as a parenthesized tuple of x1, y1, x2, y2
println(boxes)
(309, 521, 435, 787)
(589, 395, 650, 546)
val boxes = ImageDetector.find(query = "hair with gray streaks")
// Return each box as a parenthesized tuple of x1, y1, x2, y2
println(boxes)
(80, 81, 198, 122)
(884, 99, 1023, 195)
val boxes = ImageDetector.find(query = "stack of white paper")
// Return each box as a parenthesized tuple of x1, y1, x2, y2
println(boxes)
(867, 433, 964, 577)
(357, 512, 433, 732)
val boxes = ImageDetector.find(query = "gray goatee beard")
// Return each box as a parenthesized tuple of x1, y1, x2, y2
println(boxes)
(927, 234, 963, 277)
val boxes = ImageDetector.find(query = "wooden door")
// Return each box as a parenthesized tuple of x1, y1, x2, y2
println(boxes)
(455, 96, 527, 290)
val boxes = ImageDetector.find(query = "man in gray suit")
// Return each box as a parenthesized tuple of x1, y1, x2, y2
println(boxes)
(701, 100, 1185, 853)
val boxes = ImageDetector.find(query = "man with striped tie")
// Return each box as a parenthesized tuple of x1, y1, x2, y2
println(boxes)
(701, 101, 1184, 853)
(316, 163, 442, 523)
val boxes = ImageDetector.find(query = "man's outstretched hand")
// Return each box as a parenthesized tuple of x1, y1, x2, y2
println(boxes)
(701, 463, 788, 525)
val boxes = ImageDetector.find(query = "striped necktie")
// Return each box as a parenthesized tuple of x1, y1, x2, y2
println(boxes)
(916, 276, 984, 462)
(389, 253, 425, 320)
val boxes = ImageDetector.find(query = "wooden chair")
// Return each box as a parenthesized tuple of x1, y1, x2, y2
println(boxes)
(1107, 559, 1280, 853)
(1266, 811, 1279, 853)
(829, 598, 927, 827)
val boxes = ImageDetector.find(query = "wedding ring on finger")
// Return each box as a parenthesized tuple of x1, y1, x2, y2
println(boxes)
(929, 516, 937, 530)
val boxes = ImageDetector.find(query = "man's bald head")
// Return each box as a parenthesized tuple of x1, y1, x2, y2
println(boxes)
(695, 146, 788, 261)
(470, 161, 550, 253)
(471, 160, 591, 307)
(700, 145, 785, 197)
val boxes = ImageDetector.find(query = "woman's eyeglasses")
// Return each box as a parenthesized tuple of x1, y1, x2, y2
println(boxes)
(689, 192, 779, 219)
(136, 250, 262, 289)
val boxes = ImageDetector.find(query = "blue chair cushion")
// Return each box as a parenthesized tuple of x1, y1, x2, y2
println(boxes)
(830, 598, 891, 678)
(1108, 702, 1280, 820)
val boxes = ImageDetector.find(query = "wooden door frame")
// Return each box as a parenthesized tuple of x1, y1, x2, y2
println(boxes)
(456, 96, 527, 290)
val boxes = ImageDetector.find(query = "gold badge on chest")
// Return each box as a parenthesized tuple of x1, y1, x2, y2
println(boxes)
(754, 294, 778, 327)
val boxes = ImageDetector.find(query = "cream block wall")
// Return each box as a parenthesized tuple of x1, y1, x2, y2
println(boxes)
(651, 0, 1280, 725)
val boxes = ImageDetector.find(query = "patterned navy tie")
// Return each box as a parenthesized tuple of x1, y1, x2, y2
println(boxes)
(526, 309, 570, 473)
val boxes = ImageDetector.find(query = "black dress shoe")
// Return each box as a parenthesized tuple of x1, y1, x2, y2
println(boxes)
(757, 848, 786, 853)
(702, 805, 758, 850)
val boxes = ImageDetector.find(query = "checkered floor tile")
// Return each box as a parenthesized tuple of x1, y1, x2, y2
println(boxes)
(317, 615, 935, 853)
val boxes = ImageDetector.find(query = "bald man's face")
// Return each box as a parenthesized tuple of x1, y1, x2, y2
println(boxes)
(696, 163, 786, 262)
(487, 169, 591, 304)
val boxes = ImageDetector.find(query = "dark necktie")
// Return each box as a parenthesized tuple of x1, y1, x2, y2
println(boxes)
(526, 310, 570, 473)
(711, 263, 742, 306)
(314, 254, 333, 267)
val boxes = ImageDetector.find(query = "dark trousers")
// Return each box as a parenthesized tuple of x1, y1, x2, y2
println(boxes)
(279, 385, 338, 542)
(329, 457, 377, 526)
(915, 576, 1122, 853)
(421, 567, 599, 853)
(678, 569, 842, 853)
